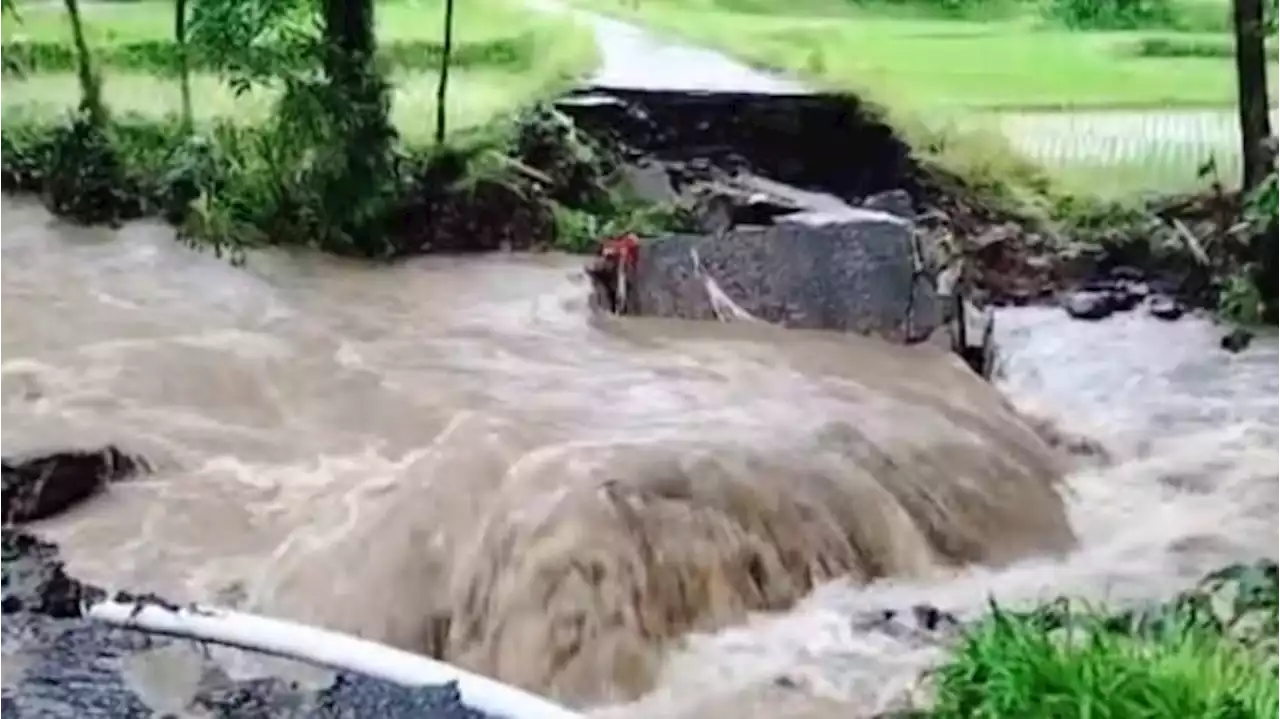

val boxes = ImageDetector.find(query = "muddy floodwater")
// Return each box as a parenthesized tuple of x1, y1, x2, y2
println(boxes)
(2, 195, 1276, 717)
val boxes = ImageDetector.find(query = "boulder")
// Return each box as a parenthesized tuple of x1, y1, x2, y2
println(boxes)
(625, 211, 943, 343)
(2, 446, 147, 524)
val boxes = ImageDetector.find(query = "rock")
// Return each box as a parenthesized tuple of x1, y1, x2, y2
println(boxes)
(970, 222, 1021, 252)
(950, 298, 996, 378)
(1, 530, 502, 718)
(1107, 265, 1145, 282)
(1061, 290, 1115, 321)
(692, 182, 800, 235)
(625, 210, 943, 342)
(851, 603, 964, 645)
(1119, 280, 1150, 306)
(862, 189, 915, 220)
(1220, 327, 1254, 353)
(618, 161, 680, 205)
(2, 446, 147, 524)
(1147, 295, 1185, 321)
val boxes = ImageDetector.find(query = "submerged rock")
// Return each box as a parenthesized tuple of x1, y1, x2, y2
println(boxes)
(1061, 290, 1115, 321)
(851, 604, 964, 645)
(1147, 294, 1186, 321)
(2, 446, 147, 524)
(1, 530, 501, 719)
(1220, 327, 1255, 353)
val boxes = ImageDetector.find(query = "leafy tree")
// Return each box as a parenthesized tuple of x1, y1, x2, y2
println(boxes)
(177, 0, 397, 256)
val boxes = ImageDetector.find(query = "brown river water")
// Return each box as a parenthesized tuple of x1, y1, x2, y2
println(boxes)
(3, 195, 1277, 717)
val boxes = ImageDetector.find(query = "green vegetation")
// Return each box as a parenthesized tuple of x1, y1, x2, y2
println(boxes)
(931, 561, 1280, 718)
(0, 0, 689, 258)
(2, 0, 598, 143)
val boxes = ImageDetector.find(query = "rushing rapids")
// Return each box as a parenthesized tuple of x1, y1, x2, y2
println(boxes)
(2, 193, 1277, 716)
(2, 191, 1070, 706)
(5, 1, 1277, 714)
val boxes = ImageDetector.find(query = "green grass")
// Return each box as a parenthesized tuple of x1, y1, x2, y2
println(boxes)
(932, 563, 1280, 719)
(933, 604, 1279, 718)
(0, 0, 599, 142)
(2, 0, 549, 46)
(0, 69, 587, 144)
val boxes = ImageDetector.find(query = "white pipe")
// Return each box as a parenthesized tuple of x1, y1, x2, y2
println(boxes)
(87, 598, 584, 719)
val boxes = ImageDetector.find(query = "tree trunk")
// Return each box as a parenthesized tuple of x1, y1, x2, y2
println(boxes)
(319, 0, 391, 164)
(317, 0, 396, 252)
(174, 0, 192, 133)
(1233, 0, 1274, 193)
(322, 0, 375, 89)
(435, 0, 455, 144)
(63, 0, 105, 126)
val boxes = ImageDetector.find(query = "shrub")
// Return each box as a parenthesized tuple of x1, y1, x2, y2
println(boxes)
(1, 106, 686, 258)
(38, 112, 144, 224)
(935, 608, 1278, 718)
(1127, 36, 1280, 61)
(1042, 0, 1178, 29)
(933, 562, 1280, 719)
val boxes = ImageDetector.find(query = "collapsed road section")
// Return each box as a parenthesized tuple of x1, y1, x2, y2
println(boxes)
(557, 88, 996, 376)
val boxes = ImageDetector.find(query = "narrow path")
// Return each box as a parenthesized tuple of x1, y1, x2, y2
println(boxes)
(529, 0, 806, 94)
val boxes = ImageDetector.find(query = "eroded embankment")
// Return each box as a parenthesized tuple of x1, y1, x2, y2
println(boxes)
(556, 87, 1273, 321)
(555, 88, 921, 201)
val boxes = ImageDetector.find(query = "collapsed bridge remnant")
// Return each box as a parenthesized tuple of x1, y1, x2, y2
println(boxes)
(562, 88, 995, 376)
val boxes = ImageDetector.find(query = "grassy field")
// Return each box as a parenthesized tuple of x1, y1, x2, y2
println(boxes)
(570, 0, 1258, 110)
(569, 0, 1272, 197)
(0, 0, 599, 144)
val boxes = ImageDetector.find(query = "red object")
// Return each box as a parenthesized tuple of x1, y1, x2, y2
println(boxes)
(599, 233, 640, 269)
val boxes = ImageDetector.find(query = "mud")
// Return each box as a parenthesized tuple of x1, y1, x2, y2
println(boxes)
(556, 89, 919, 204)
